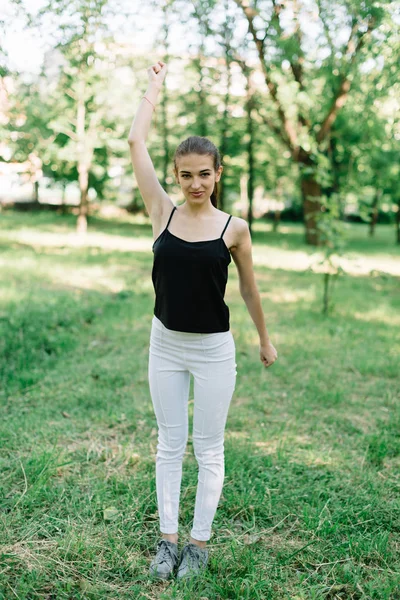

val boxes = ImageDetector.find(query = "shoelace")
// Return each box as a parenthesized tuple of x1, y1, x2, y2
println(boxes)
(157, 541, 175, 564)
(184, 544, 204, 566)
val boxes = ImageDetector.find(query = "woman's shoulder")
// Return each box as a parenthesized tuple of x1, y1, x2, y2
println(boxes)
(216, 209, 246, 225)
(218, 211, 248, 232)
(216, 210, 249, 249)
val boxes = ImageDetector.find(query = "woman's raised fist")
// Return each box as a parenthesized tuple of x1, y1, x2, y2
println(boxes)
(147, 61, 168, 89)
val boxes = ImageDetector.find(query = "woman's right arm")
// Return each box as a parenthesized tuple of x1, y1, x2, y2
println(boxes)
(128, 61, 173, 221)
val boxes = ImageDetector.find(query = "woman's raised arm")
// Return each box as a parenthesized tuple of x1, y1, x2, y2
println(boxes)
(128, 61, 173, 220)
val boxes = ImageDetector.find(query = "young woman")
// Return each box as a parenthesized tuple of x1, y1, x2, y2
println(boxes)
(128, 60, 278, 581)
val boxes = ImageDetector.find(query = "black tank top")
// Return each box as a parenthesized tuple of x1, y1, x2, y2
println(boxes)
(151, 206, 233, 333)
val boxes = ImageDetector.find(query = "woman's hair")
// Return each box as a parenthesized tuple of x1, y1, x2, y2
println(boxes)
(173, 136, 222, 208)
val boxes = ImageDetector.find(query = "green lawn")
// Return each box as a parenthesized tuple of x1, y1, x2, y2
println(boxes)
(0, 211, 399, 599)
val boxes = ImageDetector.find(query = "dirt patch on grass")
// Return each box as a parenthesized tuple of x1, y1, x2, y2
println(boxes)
(2, 540, 57, 572)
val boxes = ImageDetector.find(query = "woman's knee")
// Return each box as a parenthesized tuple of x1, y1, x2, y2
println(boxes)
(156, 430, 188, 462)
(192, 438, 224, 466)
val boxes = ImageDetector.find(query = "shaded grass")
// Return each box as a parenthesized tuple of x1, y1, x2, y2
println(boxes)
(0, 212, 399, 599)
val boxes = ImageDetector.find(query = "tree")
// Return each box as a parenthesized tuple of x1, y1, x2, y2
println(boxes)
(215, 0, 235, 211)
(32, 0, 120, 232)
(233, 0, 390, 245)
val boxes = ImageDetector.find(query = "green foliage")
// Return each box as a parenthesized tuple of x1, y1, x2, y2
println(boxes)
(318, 194, 348, 255)
(1, 0, 399, 242)
(313, 193, 348, 314)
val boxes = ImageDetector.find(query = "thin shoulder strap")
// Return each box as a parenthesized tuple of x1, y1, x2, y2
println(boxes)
(165, 206, 177, 230)
(220, 214, 232, 238)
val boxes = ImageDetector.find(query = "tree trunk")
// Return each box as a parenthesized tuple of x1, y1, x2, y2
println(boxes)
(396, 200, 400, 244)
(34, 181, 39, 203)
(194, 47, 207, 137)
(240, 173, 248, 219)
(219, 57, 232, 212)
(61, 184, 68, 215)
(191, 4, 209, 137)
(297, 147, 322, 245)
(246, 75, 255, 237)
(76, 80, 89, 234)
(218, 0, 234, 212)
(326, 131, 344, 217)
(247, 136, 254, 237)
(369, 190, 381, 237)
(301, 176, 322, 246)
(323, 272, 330, 315)
(77, 163, 89, 234)
(127, 187, 142, 214)
(273, 179, 283, 232)
(273, 210, 281, 232)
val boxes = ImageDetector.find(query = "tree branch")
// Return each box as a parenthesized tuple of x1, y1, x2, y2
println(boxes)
(258, 111, 293, 152)
(343, 17, 360, 65)
(231, 51, 292, 152)
(315, 0, 335, 56)
(271, 0, 310, 128)
(54, 125, 78, 142)
(65, 89, 78, 102)
(272, 0, 304, 91)
(317, 15, 377, 143)
(233, 0, 298, 152)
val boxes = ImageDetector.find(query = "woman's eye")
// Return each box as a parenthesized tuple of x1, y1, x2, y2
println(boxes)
(182, 174, 210, 178)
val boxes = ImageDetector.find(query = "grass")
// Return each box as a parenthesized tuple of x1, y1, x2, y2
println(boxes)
(0, 210, 399, 599)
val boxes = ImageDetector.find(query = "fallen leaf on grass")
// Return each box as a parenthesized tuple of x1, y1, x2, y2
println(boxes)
(243, 534, 264, 545)
(103, 507, 119, 522)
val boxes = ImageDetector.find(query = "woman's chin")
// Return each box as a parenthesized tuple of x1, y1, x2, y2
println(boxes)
(186, 194, 209, 202)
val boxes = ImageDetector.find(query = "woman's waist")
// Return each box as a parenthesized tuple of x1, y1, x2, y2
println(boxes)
(151, 314, 230, 337)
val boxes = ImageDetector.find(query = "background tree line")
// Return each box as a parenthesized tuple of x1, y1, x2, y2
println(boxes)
(1, 0, 399, 244)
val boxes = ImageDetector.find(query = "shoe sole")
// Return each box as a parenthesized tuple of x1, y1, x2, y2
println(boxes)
(149, 568, 174, 580)
(177, 566, 207, 580)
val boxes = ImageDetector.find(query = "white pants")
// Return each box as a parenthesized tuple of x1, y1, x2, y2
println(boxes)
(148, 315, 237, 541)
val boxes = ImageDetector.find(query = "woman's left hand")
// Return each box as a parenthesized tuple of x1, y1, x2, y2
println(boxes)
(259, 341, 278, 368)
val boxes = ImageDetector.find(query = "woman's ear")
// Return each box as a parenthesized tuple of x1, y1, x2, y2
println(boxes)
(215, 166, 223, 182)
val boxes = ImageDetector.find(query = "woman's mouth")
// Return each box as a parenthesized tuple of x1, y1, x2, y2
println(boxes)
(191, 192, 204, 197)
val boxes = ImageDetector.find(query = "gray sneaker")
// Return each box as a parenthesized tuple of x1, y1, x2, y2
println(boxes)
(176, 543, 209, 580)
(149, 539, 179, 580)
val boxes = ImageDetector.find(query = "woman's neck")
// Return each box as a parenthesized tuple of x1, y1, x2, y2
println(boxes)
(179, 200, 216, 218)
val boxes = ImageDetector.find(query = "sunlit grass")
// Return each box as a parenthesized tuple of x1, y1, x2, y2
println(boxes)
(0, 210, 399, 599)
(1, 211, 399, 276)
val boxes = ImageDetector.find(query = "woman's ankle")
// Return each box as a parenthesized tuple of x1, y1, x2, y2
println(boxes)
(162, 533, 178, 544)
(189, 536, 207, 549)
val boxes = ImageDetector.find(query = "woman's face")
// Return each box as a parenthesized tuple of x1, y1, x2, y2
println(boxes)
(174, 154, 222, 204)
